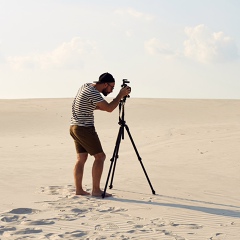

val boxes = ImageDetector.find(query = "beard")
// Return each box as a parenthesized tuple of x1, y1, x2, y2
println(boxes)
(102, 88, 110, 96)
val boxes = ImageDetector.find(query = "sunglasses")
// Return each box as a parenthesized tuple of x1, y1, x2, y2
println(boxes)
(107, 83, 114, 90)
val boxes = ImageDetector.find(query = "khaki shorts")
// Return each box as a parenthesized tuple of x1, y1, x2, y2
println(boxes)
(69, 125, 103, 156)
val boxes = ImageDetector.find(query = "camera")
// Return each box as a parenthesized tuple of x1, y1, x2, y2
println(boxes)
(121, 79, 130, 88)
(121, 79, 131, 98)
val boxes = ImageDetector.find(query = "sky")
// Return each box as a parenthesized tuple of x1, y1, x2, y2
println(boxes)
(0, 0, 240, 99)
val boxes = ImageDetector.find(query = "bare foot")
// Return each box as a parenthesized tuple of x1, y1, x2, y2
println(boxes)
(92, 190, 112, 198)
(76, 190, 91, 195)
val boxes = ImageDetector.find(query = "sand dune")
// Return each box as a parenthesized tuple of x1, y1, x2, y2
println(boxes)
(0, 98, 240, 239)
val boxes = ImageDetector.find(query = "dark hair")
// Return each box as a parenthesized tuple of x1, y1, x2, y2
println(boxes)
(94, 72, 115, 83)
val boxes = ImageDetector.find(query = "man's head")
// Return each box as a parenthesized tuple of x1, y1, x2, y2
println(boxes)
(94, 72, 115, 96)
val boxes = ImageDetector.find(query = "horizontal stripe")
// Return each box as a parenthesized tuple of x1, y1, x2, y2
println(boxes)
(70, 83, 104, 126)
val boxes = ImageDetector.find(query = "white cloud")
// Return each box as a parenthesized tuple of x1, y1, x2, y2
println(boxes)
(145, 38, 175, 57)
(114, 8, 154, 21)
(7, 37, 96, 70)
(184, 24, 239, 63)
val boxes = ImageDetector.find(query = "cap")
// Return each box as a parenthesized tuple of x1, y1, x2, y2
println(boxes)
(93, 72, 115, 83)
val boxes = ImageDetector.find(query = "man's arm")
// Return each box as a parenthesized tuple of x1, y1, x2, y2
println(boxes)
(96, 86, 130, 112)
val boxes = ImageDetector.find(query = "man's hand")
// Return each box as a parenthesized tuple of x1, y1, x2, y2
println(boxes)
(120, 86, 131, 98)
(96, 86, 131, 113)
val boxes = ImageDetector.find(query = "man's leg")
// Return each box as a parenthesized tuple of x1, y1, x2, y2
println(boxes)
(92, 152, 112, 197)
(74, 152, 90, 195)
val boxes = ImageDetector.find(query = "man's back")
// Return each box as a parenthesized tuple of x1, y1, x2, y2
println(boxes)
(70, 83, 103, 127)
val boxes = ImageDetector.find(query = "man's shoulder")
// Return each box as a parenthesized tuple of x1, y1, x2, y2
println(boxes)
(80, 83, 94, 93)
(82, 83, 92, 88)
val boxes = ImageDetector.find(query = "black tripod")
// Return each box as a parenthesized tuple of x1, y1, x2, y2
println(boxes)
(102, 96, 156, 198)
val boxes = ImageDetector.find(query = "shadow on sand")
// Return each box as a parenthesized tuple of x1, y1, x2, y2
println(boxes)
(108, 190, 240, 219)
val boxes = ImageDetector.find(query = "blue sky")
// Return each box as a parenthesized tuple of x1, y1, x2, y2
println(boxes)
(0, 0, 240, 99)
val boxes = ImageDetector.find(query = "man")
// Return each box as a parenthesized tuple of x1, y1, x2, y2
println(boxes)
(70, 72, 131, 197)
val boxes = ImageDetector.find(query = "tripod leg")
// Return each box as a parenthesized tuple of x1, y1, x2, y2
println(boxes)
(109, 125, 124, 189)
(102, 126, 123, 198)
(124, 124, 156, 195)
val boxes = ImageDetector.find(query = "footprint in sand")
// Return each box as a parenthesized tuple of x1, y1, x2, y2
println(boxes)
(94, 206, 128, 215)
(21, 219, 55, 225)
(150, 217, 169, 227)
(158, 230, 187, 240)
(95, 222, 119, 231)
(89, 215, 100, 221)
(171, 222, 203, 229)
(134, 224, 144, 229)
(58, 214, 79, 222)
(0, 226, 17, 235)
(209, 233, 226, 240)
(1, 215, 24, 222)
(71, 208, 89, 214)
(97, 206, 115, 212)
(39, 185, 74, 196)
(59, 230, 87, 238)
(106, 222, 119, 230)
(174, 236, 187, 240)
(11, 227, 43, 235)
(147, 219, 188, 240)
(95, 224, 104, 231)
(8, 208, 39, 215)
(110, 207, 128, 213)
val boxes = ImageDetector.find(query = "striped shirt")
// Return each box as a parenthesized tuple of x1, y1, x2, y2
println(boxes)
(70, 83, 104, 126)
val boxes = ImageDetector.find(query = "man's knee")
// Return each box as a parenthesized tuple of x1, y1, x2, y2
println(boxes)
(94, 152, 106, 162)
(77, 153, 88, 162)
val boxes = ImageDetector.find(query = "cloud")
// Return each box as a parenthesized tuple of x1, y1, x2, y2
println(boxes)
(114, 8, 154, 21)
(184, 24, 239, 63)
(145, 38, 175, 57)
(7, 37, 96, 70)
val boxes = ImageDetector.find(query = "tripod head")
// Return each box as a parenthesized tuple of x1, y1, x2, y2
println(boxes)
(121, 79, 131, 101)
(118, 79, 131, 126)
(121, 79, 130, 88)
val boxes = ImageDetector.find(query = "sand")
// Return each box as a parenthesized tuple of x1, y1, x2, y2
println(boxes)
(0, 98, 240, 239)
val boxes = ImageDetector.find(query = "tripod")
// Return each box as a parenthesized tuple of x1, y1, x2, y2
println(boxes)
(102, 96, 156, 198)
